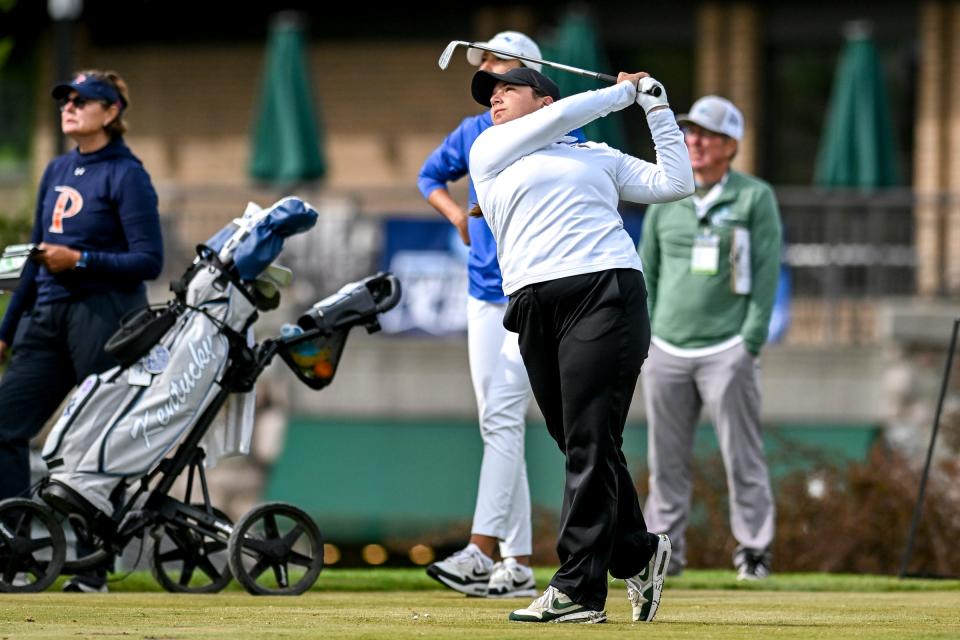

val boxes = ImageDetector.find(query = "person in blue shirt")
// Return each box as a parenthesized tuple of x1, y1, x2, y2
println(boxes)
(418, 31, 585, 599)
(0, 69, 163, 592)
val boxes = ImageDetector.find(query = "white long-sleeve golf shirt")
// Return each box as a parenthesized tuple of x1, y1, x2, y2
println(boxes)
(470, 81, 694, 295)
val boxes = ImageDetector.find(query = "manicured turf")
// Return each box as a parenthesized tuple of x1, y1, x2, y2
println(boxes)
(1, 570, 956, 639)
(91, 566, 960, 593)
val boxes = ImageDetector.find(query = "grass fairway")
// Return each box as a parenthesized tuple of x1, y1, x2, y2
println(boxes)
(1, 570, 958, 639)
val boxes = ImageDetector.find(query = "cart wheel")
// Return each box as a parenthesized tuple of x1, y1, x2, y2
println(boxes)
(149, 504, 233, 593)
(227, 502, 323, 595)
(0, 498, 66, 593)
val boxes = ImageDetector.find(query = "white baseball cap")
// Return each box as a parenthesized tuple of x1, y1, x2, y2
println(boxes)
(677, 96, 744, 141)
(466, 31, 542, 72)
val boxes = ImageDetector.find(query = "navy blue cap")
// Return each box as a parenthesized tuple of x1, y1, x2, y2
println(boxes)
(472, 67, 560, 107)
(51, 73, 126, 108)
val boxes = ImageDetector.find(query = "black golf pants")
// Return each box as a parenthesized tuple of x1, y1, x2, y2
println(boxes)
(504, 268, 657, 611)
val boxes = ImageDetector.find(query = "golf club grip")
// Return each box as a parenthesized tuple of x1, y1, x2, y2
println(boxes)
(598, 73, 663, 97)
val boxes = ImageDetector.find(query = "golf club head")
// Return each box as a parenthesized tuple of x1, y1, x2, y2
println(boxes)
(438, 40, 469, 70)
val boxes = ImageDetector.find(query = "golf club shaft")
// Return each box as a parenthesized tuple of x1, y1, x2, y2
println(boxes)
(462, 42, 618, 84)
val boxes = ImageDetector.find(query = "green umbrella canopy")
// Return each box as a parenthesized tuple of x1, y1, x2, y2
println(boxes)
(541, 7, 625, 149)
(813, 21, 899, 188)
(249, 12, 326, 185)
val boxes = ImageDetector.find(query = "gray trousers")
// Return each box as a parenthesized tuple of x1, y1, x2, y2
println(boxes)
(642, 341, 775, 569)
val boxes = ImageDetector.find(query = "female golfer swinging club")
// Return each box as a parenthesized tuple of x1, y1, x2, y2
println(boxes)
(468, 67, 693, 623)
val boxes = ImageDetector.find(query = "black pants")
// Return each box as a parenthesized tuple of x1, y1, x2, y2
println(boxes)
(504, 268, 656, 611)
(0, 289, 146, 500)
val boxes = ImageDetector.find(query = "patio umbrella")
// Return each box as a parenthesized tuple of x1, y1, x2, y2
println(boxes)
(249, 12, 326, 186)
(813, 21, 899, 189)
(541, 7, 625, 149)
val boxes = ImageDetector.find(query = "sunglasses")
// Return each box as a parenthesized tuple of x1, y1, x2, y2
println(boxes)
(681, 125, 728, 140)
(57, 96, 105, 111)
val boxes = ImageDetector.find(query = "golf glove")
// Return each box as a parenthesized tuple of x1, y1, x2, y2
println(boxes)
(636, 77, 669, 114)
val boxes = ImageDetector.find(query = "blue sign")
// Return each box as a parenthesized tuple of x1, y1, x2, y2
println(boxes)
(379, 218, 469, 335)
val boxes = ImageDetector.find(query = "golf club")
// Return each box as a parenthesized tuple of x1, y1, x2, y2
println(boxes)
(438, 39, 662, 96)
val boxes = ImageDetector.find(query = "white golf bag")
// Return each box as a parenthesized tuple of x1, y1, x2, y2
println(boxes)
(41, 197, 315, 516)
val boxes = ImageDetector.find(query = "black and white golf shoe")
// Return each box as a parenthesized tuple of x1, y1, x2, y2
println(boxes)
(426, 543, 493, 597)
(487, 557, 537, 598)
(734, 545, 772, 581)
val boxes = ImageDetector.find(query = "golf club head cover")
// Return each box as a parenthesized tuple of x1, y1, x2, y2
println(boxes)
(636, 76, 669, 114)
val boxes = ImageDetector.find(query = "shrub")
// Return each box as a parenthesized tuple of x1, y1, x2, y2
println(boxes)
(0, 213, 32, 248)
(669, 443, 960, 575)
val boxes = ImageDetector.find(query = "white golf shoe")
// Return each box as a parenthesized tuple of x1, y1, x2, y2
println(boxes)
(625, 533, 672, 622)
(509, 585, 606, 623)
(425, 543, 493, 596)
(486, 557, 537, 598)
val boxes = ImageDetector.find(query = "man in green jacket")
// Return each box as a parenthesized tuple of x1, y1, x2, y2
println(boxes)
(639, 95, 781, 580)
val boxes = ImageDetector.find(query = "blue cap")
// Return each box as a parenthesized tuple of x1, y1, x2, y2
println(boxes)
(51, 73, 126, 108)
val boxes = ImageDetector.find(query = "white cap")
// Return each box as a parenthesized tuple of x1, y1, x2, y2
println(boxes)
(677, 95, 744, 141)
(466, 31, 542, 72)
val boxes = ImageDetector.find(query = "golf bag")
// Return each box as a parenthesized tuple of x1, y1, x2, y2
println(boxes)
(0, 195, 402, 595)
(41, 196, 315, 516)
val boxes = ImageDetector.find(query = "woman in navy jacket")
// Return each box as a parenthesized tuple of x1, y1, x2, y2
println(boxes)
(0, 70, 162, 590)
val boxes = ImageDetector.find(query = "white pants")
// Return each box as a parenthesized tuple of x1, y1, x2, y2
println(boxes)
(467, 296, 533, 558)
